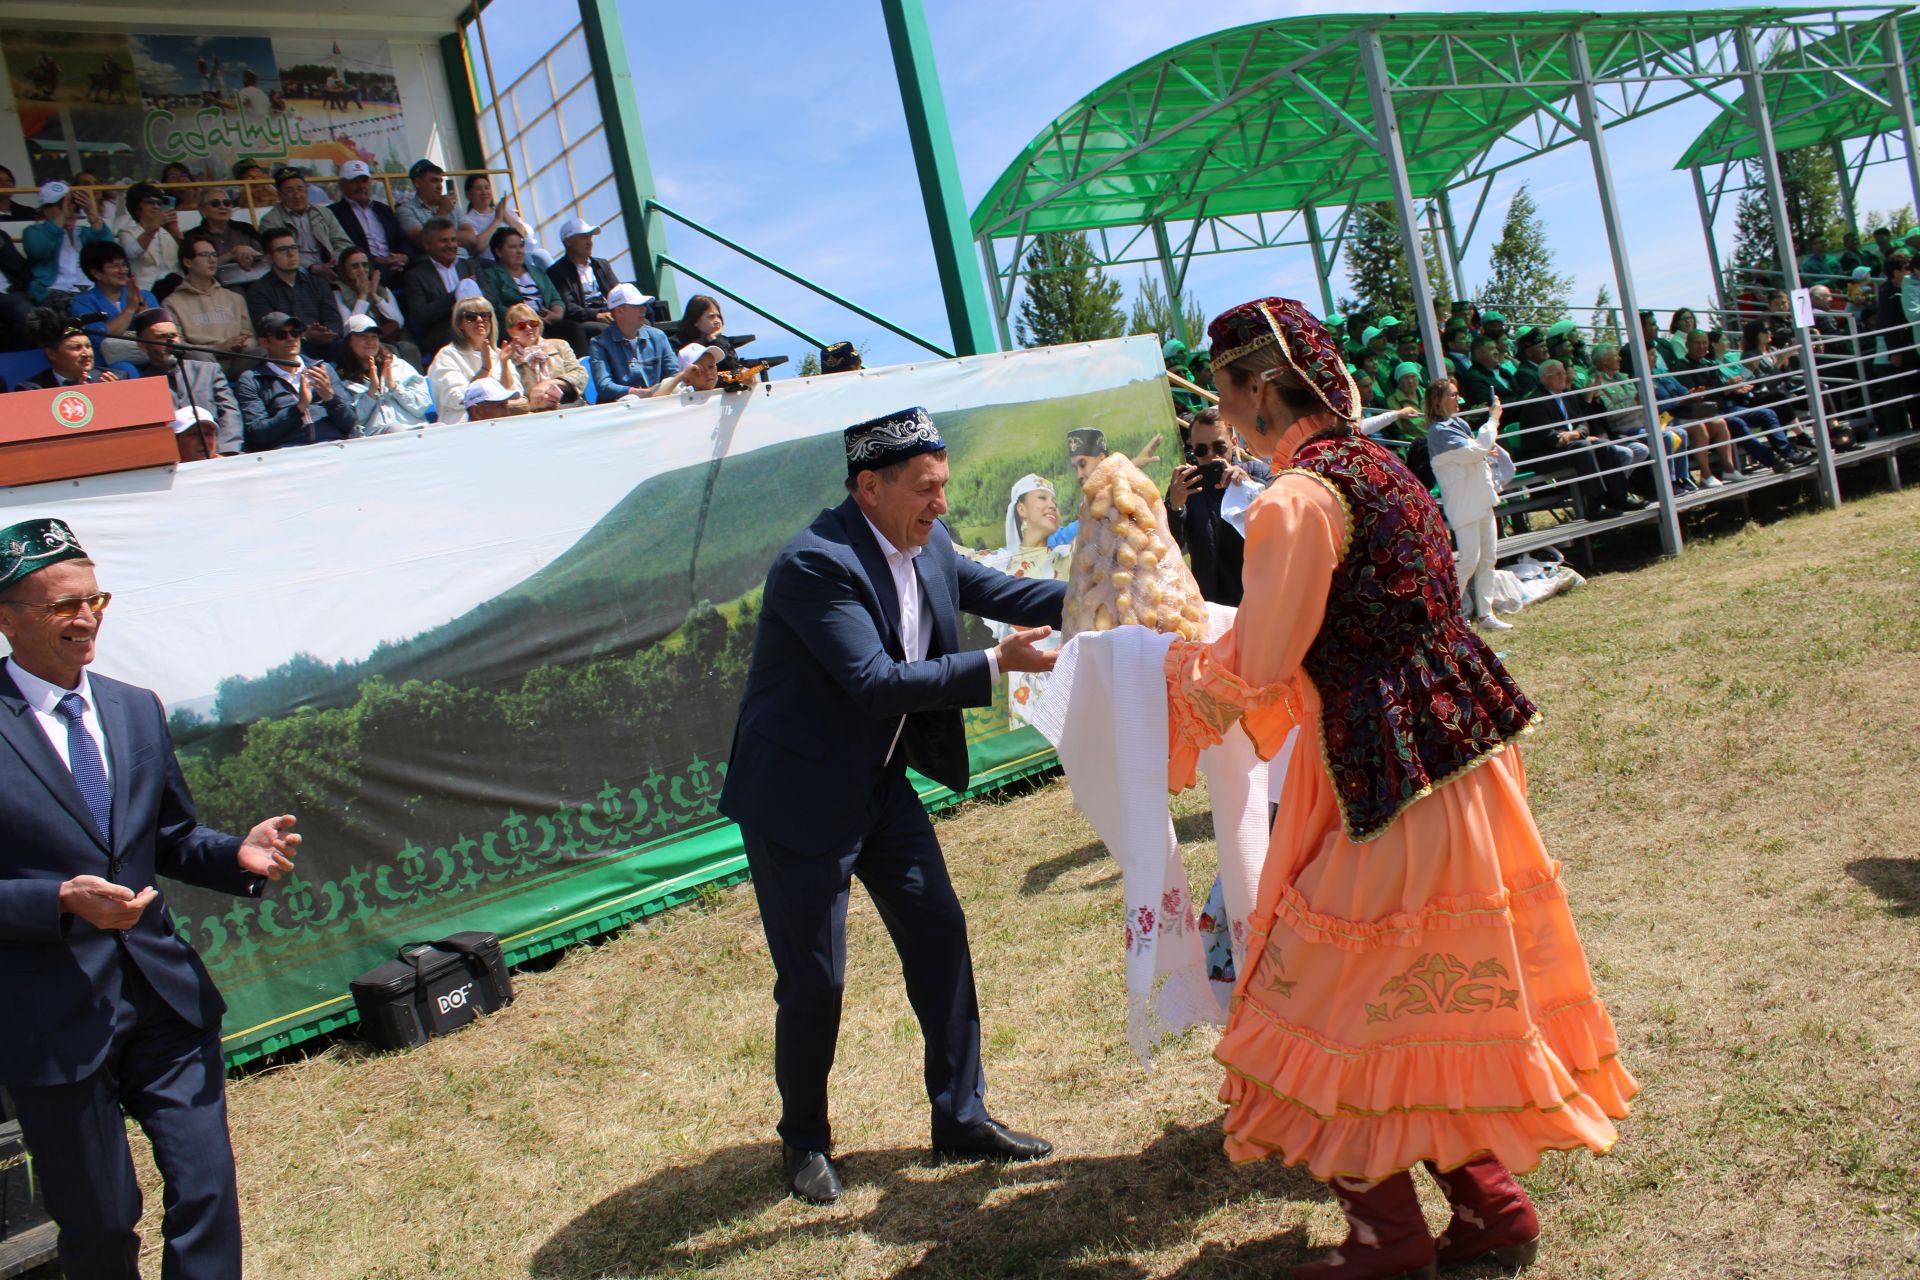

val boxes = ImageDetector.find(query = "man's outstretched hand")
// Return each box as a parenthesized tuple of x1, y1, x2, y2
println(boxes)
(995, 626, 1059, 674)
(239, 814, 301, 881)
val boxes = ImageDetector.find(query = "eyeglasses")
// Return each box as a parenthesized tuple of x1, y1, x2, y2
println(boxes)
(1, 592, 111, 618)
(461, 314, 492, 325)
(510, 320, 540, 332)
(268, 327, 302, 340)
(1189, 440, 1234, 458)
(186, 249, 218, 260)
(269, 244, 300, 254)
(204, 199, 231, 209)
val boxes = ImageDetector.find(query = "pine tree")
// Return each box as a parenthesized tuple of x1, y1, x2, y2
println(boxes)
(1730, 186, 1778, 272)
(1014, 233, 1126, 347)
(1590, 283, 1620, 350)
(797, 352, 821, 377)
(1342, 203, 1415, 320)
(1127, 272, 1207, 344)
(1480, 183, 1573, 321)
(1730, 148, 1844, 272)
(1863, 204, 1916, 236)
(1778, 146, 1840, 246)
(1423, 229, 1454, 313)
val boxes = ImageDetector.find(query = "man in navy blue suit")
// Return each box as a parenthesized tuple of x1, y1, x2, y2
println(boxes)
(0, 518, 301, 1279)
(720, 408, 1067, 1204)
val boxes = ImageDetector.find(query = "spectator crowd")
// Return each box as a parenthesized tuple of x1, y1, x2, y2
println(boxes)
(1140, 231, 1920, 628)
(0, 159, 864, 455)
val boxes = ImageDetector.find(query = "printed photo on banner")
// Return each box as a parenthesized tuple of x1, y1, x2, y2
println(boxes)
(0, 339, 1175, 1062)
(269, 39, 407, 179)
(3, 29, 143, 183)
(128, 34, 283, 183)
(3, 29, 408, 185)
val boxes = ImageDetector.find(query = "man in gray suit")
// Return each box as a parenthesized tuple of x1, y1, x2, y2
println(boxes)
(135, 309, 243, 456)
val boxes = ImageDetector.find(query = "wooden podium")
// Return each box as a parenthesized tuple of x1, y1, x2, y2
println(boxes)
(0, 379, 179, 487)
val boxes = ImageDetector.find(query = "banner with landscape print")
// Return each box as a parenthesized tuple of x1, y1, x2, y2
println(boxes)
(0, 337, 1176, 1064)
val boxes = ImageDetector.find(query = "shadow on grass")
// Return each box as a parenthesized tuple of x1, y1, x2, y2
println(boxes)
(1845, 856, 1920, 916)
(528, 1121, 1327, 1278)
(1021, 813, 1224, 898)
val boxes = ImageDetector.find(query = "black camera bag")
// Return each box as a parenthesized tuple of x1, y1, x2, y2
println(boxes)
(349, 932, 512, 1051)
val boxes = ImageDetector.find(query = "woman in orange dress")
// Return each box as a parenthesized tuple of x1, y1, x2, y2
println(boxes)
(1163, 298, 1636, 1280)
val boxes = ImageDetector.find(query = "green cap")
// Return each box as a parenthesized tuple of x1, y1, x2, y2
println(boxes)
(1377, 314, 1402, 328)
(1392, 361, 1424, 383)
(1480, 309, 1507, 324)
(1162, 337, 1190, 362)
(0, 519, 87, 592)
(1547, 318, 1580, 339)
(1362, 325, 1384, 345)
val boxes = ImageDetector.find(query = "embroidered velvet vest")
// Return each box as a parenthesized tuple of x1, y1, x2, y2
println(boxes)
(1288, 429, 1538, 842)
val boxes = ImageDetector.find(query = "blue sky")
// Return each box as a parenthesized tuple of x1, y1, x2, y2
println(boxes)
(485, 1, 1918, 367)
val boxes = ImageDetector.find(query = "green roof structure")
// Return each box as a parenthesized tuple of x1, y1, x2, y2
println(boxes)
(969, 5, 1920, 556)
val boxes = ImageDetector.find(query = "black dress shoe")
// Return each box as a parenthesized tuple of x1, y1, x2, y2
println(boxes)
(931, 1118, 1053, 1163)
(782, 1143, 843, 1204)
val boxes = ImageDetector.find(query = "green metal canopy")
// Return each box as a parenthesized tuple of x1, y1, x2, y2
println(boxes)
(971, 6, 1918, 242)
(1677, 12, 1919, 167)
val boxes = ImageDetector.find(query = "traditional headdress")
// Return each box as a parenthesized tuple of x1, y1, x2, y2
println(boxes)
(1206, 297, 1361, 422)
(844, 407, 945, 477)
(0, 519, 87, 592)
(1065, 427, 1108, 460)
(1004, 473, 1054, 552)
(821, 341, 860, 374)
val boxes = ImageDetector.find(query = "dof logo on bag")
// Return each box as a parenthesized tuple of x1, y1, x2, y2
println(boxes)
(436, 983, 474, 1015)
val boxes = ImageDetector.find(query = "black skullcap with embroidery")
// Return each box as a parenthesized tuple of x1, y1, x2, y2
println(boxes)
(843, 407, 945, 478)
(1065, 428, 1108, 459)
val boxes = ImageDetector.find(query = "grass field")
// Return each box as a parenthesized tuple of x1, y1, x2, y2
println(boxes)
(126, 488, 1920, 1278)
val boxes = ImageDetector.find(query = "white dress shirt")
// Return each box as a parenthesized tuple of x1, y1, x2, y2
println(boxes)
(346, 199, 390, 257)
(861, 516, 998, 765)
(5, 657, 111, 784)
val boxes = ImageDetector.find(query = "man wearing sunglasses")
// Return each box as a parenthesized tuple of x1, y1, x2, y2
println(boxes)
(1165, 406, 1267, 607)
(0, 518, 300, 1280)
(233, 310, 354, 450)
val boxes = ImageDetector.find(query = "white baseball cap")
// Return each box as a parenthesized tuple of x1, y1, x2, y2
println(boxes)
(559, 216, 599, 240)
(607, 283, 652, 310)
(678, 342, 725, 370)
(462, 376, 515, 407)
(38, 180, 69, 204)
(338, 160, 372, 181)
(343, 313, 381, 335)
(453, 278, 486, 302)
(171, 405, 217, 434)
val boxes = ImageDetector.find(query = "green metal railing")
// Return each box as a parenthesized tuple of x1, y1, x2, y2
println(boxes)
(643, 199, 956, 359)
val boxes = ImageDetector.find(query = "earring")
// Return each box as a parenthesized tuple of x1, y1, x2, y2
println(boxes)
(1254, 414, 1268, 434)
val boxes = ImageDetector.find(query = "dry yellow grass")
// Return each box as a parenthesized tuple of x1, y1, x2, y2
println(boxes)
(116, 488, 1920, 1278)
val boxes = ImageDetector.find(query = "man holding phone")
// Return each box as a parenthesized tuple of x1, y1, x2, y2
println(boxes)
(396, 159, 459, 255)
(1165, 406, 1267, 607)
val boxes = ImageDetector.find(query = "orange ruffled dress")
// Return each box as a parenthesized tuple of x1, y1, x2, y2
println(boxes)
(1165, 424, 1636, 1182)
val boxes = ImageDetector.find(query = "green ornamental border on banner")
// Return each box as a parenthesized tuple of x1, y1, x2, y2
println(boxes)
(0, 337, 1177, 1071)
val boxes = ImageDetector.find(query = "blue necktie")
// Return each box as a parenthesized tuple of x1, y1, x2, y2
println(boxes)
(55, 693, 112, 846)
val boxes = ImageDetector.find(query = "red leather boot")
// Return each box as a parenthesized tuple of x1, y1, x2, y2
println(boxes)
(1292, 1172, 1436, 1280)
(1424, 1156, 1540, 1269)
